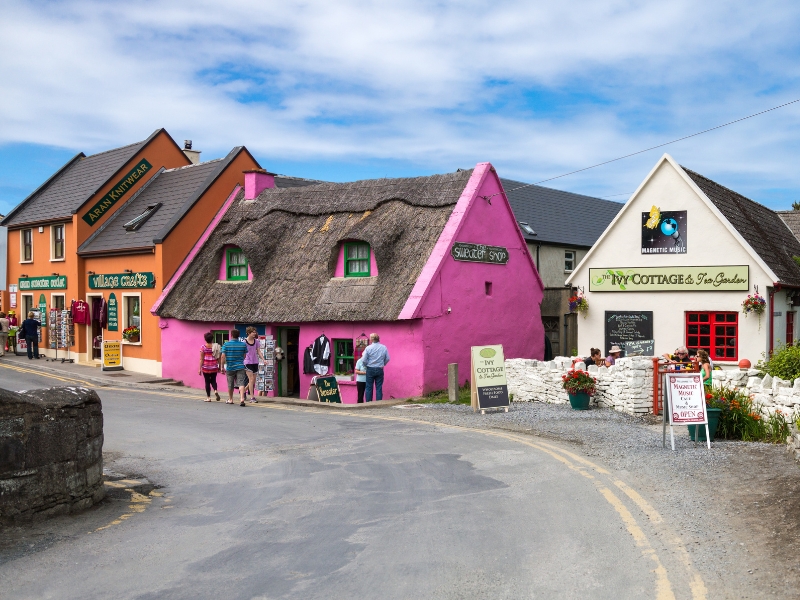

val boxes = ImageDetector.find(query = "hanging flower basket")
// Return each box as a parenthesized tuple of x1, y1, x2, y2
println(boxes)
(742, 294, 766, 316)
(569, 294, 589, 318)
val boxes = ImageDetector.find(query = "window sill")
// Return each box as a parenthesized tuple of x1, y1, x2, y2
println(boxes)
(217, 279, 252, 284)
(19, 260, 33, 264)
(50, 258, 65, 262)
(338, 379, 357, 386)
(122, 340, 142, 346)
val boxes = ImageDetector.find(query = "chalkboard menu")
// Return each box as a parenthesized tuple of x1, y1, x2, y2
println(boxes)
(605, 311, 654, 357)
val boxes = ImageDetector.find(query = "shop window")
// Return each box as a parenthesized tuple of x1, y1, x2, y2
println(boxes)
(334, 339, 354, 376)
(686, 312, 737, 361)
(565, 251, 575, 272)
(52, 294, 65, 311)
(123, 295, 141, 343)
(226, 248, 249, 280)
(345, 242, 370, 277)
(211, 330, 229, 346)
(21, 229, 33, 262)
(22, 294, 33, 318)
(51, 225, 64, 260)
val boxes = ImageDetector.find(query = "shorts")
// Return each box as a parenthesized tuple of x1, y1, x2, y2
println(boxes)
(226, 368, 248, 388)
(245, 363, 259, 373)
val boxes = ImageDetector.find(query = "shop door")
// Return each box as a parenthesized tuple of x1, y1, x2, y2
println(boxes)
(87, 294, 103, 360)
(564, 313, 578, 357)
(277, 327, 300, 397)
(542, 317, 560, 357)
(787, 312, 795, 346)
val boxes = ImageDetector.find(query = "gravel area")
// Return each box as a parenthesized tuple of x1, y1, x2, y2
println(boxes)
(390, 401, 800, 599)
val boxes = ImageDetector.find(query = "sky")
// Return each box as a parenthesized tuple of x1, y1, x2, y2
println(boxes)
(2, 0, 800, 216)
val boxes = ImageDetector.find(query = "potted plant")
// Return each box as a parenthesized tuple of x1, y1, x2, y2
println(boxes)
(688, 389, 726, 441)
(569, 293, 589, 318)
(561, 369, 596, 410)
(122, 325, 140, 343)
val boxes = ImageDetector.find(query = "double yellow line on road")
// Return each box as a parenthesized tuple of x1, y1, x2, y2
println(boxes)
(3, 363, 706, 599)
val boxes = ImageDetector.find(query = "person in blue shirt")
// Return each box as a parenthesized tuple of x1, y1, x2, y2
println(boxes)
(20, 311, 41, 360)
(355, 354, 367, 403)
(361, 332, 390, 402)
(221, 329, 248, 406)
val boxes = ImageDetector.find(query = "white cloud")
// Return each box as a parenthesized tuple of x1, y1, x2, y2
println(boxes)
(1, 0, 800, 206)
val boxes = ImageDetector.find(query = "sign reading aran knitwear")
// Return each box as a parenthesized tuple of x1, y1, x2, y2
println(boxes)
(82, 159, 153, 226)
(589, 266, 749, 292)
(88, 272, 156, 289)
(451, 242, 509, 265)
(19, 275, 67, 290)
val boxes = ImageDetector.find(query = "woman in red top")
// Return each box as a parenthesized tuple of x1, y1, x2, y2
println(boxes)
(198, 332, 221, 402)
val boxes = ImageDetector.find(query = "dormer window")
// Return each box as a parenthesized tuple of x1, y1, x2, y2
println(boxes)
(124, 203, 162, 232)
(519, 222, 536, 236)
(345, 242, 370, 277)
(226, 248, 249, 280)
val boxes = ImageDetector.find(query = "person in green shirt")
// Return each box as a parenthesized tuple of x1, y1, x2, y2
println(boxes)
(697, 349, 712, 388)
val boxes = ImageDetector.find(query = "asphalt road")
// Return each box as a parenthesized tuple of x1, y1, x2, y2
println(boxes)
(0, 362, 705, 599)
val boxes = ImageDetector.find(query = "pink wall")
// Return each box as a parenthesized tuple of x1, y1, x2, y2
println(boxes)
(333, 242, 380, 277)
(160, 318, 234, 390)
(409, 163, 545, 392)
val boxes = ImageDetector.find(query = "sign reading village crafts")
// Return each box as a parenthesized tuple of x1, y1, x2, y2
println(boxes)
(19, 275, 67, 290)
(82, 159, 153, 226)
(451, 242, 509, 265)
(642, 207, 687, 254)
(589, 266, 749, 292)
(471, 345, 510, 412)
(88, 272, 156, 289)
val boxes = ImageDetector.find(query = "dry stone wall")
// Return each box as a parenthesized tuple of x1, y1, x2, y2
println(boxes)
(505, 357, 654, 414)
(0, 386, 104, 522)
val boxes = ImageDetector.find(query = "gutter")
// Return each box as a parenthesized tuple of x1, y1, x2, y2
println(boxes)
(77, 246, 155, 257)
(770, 283, 782, 356)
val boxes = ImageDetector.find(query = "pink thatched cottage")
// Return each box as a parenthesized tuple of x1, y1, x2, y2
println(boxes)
(152, 163, 544, 402)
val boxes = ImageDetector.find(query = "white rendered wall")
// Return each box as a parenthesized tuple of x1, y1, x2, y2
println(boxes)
(569, 159, 773, 366)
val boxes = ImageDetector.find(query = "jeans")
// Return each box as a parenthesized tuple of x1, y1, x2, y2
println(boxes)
(365, 367, 384, 401)
(26, 335, 39, 359)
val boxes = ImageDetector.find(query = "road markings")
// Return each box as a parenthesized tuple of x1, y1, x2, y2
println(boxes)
(0, 362, 97, 387)
(91, 485, 160, 533)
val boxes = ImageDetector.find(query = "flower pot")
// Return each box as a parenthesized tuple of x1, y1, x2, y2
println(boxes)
(688, 408, 722, 441)
(126, 334, 140, 343)
(568, 391, 591, 410)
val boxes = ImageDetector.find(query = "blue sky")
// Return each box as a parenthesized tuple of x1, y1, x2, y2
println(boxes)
(2, 0, 800, 216)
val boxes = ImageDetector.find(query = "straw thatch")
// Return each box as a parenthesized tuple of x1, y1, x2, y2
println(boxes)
(156, 170, 474, 323)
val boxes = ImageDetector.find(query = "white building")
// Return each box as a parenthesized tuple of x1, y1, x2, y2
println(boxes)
(567, 154, 800, 367)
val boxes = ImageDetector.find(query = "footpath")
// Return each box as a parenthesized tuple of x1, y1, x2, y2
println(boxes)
(0, 354, 407, 409)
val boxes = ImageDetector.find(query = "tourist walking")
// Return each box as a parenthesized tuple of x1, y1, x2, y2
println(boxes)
(362, 332, 390, 402)
(198, 332, 221, 402)
(221, 329, 248, 406)
(21, 311, 41, 360)
(0, 312, 9, 357)
(243, 327, 263, 402)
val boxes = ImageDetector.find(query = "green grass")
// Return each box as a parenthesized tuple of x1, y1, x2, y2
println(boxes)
(417, 382, 473, 405)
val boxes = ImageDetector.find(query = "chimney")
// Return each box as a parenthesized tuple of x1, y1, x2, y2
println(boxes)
(244, 169, 276, 200)
(183, 139, 201, 164)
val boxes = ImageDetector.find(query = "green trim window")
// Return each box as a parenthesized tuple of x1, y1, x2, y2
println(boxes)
(334, 339, 355, 376)
(226, 248, 249, 280)
(211, 330, 229, 346)
(344, 242, 370, 277)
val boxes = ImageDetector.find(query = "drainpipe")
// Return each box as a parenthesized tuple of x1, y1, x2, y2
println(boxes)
(769, 283, 781, 356)
(535, 243, 541, 274)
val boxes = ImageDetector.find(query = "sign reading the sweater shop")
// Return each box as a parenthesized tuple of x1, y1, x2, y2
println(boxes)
(82, 159, 153, 226)
(88, 272, 156, 289)
(471, 345, 510, 412)
(18, 275, 67, 290)
(451, 242, 509, 265)
(589, 266, 749, 292)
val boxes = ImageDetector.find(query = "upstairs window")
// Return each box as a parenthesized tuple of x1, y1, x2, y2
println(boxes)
(345, 242, 370, 277)
(21, 228, 32, 262)
(565, 251, 575, 272)
(226, 248, 249, 280)
(51, 224, 64, 260)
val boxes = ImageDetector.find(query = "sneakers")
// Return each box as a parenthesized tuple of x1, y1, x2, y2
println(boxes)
(215, 391, 221, 401)
(239, 400, 246, 407)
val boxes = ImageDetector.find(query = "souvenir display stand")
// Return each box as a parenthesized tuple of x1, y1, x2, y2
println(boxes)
(256, 335, 275, 394)
(48, 309, 75, 363)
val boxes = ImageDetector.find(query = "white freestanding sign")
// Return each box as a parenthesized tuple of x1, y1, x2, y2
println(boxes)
(664, 373, 710, 450)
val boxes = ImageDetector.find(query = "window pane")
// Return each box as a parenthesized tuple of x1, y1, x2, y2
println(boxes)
(700, 325, 710, 334)
(715, 348, 725, 357)
(715, 337, 725, 346)
(715, 326, 724, 334)
(688, 325, 698, 334)
(726, 314, 737, 322)
(688, 336, 698, 346)
(726, 348, 735, 357)
(699, 314, 709, 322)
(700, 336, 710, 346)
(688, 314, 698, 322)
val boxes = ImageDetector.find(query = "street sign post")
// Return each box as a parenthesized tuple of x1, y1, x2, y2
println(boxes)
(663, 373, 709, 450)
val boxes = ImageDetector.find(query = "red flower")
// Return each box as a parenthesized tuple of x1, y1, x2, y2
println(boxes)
(705, 393, 712, 400)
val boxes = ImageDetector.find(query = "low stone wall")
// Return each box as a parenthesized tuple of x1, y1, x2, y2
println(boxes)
(506, 356, 654, 414)
(711, 369, 800, 421)
(0, 386, 104, 522)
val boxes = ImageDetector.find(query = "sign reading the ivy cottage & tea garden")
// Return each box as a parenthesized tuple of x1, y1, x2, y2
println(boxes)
(82, 159, 153, 226)
(88, 272, 156, 289)
(451, 242, 509, 265)
(589, 266, 749, 292)
(471, 345, 510, 413)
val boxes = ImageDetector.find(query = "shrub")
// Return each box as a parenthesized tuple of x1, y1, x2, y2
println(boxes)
(758, 341, 800, 381)
(705, 385, 789, 443)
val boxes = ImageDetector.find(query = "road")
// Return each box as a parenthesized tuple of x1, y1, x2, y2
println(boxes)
(0, 361, 705, 599)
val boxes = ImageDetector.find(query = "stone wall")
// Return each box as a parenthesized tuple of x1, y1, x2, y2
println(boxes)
(506, 356, 655, 414)
(711, 369, 800, 421)
(0, 386, 104, 522)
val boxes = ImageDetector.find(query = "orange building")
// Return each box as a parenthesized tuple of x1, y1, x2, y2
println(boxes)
(74, 146, 262, 374)
(1, 129, 191, 361)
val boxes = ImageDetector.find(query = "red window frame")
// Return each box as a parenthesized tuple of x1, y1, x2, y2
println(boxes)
(685, 311, 738, 362)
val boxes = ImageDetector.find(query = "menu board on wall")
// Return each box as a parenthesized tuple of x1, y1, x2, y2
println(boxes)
(605, 311, 654, 357)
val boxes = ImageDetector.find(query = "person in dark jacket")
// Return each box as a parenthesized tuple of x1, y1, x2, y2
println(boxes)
(21, 311, 41, 359)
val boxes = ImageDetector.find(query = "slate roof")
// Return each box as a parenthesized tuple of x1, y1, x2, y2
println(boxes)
(0, 132, 163, 227)
(155, 170, 474, 323)
(78, 148, 318, 255)
(683, 167, 800, 287)
(501, 178, 623, 247)
(777, 210, 800, 241)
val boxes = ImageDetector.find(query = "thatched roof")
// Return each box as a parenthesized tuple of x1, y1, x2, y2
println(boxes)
(156, 170, 474, 323)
